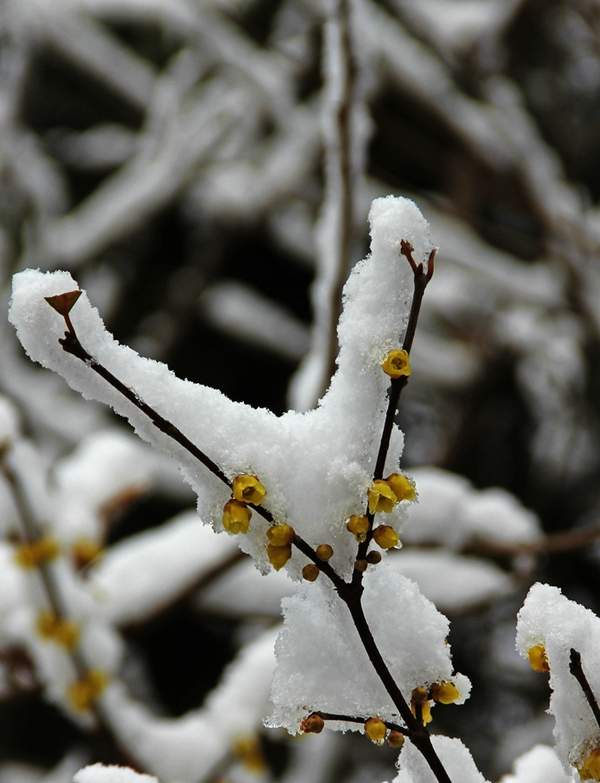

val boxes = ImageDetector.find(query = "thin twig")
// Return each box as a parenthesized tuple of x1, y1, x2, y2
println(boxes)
(316, 711, 409, 735)
(353, 245, 435, 584)
(569, 649, 600, 730)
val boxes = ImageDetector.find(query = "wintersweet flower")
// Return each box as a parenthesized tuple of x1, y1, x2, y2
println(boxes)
(346, 515, 369, 541)
(527, 644, 549, 673)
(266, 523, 294, 547)
(36, 611, 80, 650)
(368, 480, 397, 514)
(386, 473, 416, 502)
(578, 747, 600, 781)
(373, 525, 399, 549)
(267, 543, 291, 570)
(222, 500, 251, 535)
(302, 564, 320, 581)
(300, 713, 324, 734)
(232, 474, 266, 505)
(365, 717, 387, 745)
(430, 681, 460, 704)
(411, 686, 433, 725)
(14, 536, 59, 568)
(381, 348, 411, 379)
(67, 670, 108, 711)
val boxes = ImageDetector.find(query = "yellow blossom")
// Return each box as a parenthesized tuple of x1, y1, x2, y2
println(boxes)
(14, 537, 59, 569)
(346, 515, 369, 541)
(316, 544, 333, 561)
(430, 681, 460, 705)
(222, 500, 251, 535)
(365, 717, 387, 745)
(411, 687, 433, 726)
(385, 473, 416, 502)
(373, 525, 399, 550)
(368, 481, 397, 514)
(67, 669, 108, 711)
(267, 543, 291, 570)
(232, 474, 266, 505)
(266, 523, 295, 547)
(381, 349, 411, 379)
(528, 644, 549, 673)
(578, 748, 600, 781)
(232, 736, 266, 773)
(36, 611, 80, 650)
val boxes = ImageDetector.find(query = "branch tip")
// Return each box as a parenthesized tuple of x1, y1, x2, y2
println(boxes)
(44, 290, 82, 317)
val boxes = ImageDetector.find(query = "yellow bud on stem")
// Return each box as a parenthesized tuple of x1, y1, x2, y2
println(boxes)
(222, 500, 251, 534)
(267, 543, 292, 570)
(67, 669, 108, 711)
(267, 523, 295, 547)
(578, 748, 600, 781)
(316, 544, 333, 561)
(364, 717, 387, 745)
(528, 644, 549, 673)
(388, 730, 405, 749)
(14, 537, 59, 568)
(346, 515, 369, 541)
(373, 525, 399, 550)
(385, 473, 416, 502)
(302, 564, 320, 581)
(368, 481, 397, 514)
(381, 349, 411, 379)
(232, 474, 266, 505)
(430, 681, 460, 705)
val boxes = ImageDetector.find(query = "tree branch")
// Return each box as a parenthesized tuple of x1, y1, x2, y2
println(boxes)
(569, 648, 600, 730)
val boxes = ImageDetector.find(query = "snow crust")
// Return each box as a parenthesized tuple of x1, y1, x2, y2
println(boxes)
(499, 744, 572, 783)
(268, 560, 470, 732)
(10, 196, 430, 580)
(73, 765, 159, 783)
(516, 583, 600, 771)
(392, 736, 488, 783)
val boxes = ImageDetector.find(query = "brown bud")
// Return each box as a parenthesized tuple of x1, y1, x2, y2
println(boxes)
(315, 544, 333, 561)
(354, 558, 368, 573)
(302, 564, 320, 582)
(366, 551, 382, 564)
(300, 713, 324, 734)
(387, 730, 405, 749)
(45, 291, 82, 316)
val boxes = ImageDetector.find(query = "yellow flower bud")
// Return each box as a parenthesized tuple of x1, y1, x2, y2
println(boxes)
(222, 499, 251, 535)
(67, 669, 108, 711)
(368, 481, 397, 514)
(267, 543, 292, 570)
(300, 713, 324, 734)
(578, 747, 600, 781)
(14, 537, 59, 569)
(36, 611, 80, 650)
(430, 681, 460, 705)
(367, 551, 382, 564)
(354, 559, 368, 573)
(232, 736, 266, 773)
(232, 474, 266, 505)
(381, 349, 411, 379)
(373, 525, 399, 549)
(388, 730, 405, 749)
(346, 515, 369, 541)
(267, 523, 295, 547)
(302, 564, 320, 581)
(385, 473, 416, 502)
(316, 544, 333, 561)
(365, 717, 387, 745)
(528, 644, 549, 673)
(411, 687, 433, 726)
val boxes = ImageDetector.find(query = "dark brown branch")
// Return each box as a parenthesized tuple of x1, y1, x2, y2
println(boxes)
(569, 649, 600, 730)
(316, 711, 409, 735)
